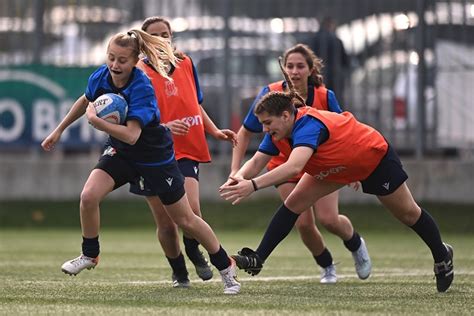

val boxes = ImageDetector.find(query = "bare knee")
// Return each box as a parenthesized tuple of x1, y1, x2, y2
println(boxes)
(157, 222, 179, 237)
(295, 219, 315, 235)
(157, 225, 179, 244)
(172, 213, 196, 232)
(395, 205, 421, 226)
(316, 213, 339, 232)
(80, 188, 101, 211)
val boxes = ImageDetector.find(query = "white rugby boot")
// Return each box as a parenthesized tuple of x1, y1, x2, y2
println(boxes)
(61, 254, 99, 276)
(219, 257, 241, 294)
(352, 238, 371, 279)
(320, 263, 337, 284)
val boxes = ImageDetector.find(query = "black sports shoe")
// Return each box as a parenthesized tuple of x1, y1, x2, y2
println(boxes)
(171, 272, 190, 288)
(231, 247, 263, 276)
(190, 251, 213, 281)
(434, 243, 454, 292)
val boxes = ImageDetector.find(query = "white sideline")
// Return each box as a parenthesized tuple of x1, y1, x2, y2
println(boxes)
(122, 269, 474, 285)
(14, 269, 471, 286)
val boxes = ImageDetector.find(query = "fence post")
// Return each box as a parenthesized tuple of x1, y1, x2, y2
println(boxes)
(416, 0, 427, 158)
(33, 0, 45, 64)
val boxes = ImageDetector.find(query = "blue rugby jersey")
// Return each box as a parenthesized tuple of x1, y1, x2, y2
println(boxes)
(85, 65, 175, 164)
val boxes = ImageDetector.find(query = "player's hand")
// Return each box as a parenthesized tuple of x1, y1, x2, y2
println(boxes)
(214, 129, 238, 146)
(86, 103, 99, 128)
(41, 130, 61, 151)
(166, 119, 190, 135)
(219, 176, 254, 205)
(220, 175, 239, 188)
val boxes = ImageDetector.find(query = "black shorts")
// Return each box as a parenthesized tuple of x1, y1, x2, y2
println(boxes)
(361, 144, 408, 196)
(177, 158, 200, 181)
(95, 146, 185, 205)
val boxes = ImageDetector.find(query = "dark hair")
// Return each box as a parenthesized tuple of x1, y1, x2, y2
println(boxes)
(254, 58, 306, 117)
(109, 29, 176, 79)
(282, 43, 324, 87)
(141, 16, 185, 59)
(142, 16, 172, 35)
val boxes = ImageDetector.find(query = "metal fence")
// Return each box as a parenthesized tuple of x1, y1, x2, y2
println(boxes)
(1, 0, 474, 157)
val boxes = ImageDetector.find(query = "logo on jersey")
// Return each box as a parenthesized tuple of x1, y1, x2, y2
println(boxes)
(180, 115, 203, 127)
(102, 146, 116, 157)
(165, 177, 173, 186)
(314, 166, 347, 180)
(139, 176, 145, 191)
(193, 166, 198, 175)
(382, 182, 390, 190)
(165, 80, 178, 97)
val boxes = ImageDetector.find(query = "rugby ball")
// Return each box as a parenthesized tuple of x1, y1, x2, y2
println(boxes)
(93, 93, 128, 124)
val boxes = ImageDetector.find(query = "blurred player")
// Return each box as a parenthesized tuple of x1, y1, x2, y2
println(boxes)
(137, 16, 237, 287)
(41, 28, 240, 294)
(220, 61, 453, 293)
(225, 44, 370, 283)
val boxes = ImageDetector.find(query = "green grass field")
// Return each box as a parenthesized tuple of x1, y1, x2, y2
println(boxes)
(1, 228, 473, 315)
(1, 200, 473, 314)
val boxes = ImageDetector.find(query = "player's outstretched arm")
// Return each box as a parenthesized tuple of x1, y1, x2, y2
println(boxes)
(200, 105, 237, 145)
(41, 95, 89, 151)
(228, 127, 252, 177)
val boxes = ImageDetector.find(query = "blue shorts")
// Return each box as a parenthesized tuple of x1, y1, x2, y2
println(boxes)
(177, 158, 200, 181)
(360, 144, 408, 196)
(95, 146, 185, 205)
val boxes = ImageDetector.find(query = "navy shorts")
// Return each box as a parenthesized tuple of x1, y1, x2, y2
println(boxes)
(360, 145, 408, 196)
(95, 146, 185, 205)
(177, 158, 200, 181)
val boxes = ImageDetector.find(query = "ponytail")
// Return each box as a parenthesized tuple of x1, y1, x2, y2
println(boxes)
(110, 29, 177, 80)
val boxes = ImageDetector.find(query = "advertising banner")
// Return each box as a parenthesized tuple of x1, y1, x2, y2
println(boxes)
(0, 65, 108, 149)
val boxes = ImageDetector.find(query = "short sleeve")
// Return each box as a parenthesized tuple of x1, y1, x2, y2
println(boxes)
(243, 86, 270, 133)
(85, 65, 107, 101)
(327, 90, 343, 113)
(125, 70, 159, 127)
(257, 133, 279, 156)
(189, 57, 204, 104)
(292, 115, 327, 150)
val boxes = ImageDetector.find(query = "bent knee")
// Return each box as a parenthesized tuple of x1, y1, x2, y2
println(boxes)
(171, 214, 196, 231)
(295, 223, 318, 237)
(397, 206, 422, 226)
(80, 189, 101, 209)
(158, 224, 179, 238)
(316, 214, 339, 230)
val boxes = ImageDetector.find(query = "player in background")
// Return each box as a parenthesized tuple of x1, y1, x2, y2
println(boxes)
(41, 29, 240, 295)
(225, 44, 370, 283)
(220, 61, 453, 293)
(137, 16, 237, 287)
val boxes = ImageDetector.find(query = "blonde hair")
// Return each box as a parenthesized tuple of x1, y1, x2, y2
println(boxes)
(141, 16, 185, 59)
(109, 29, 177, 79)
(254, 57, 306, 117)
(283, 43, 324, 87)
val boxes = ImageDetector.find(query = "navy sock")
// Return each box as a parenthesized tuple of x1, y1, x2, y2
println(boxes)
(343, 231, 362, 252)
(256, 204, 300, 262)
(183, 236, 201, 263)
(410, 208, 447, 262)
(314, 248, 333, 268)
(209, 245, 230, 271)
(166, 252, 188, 277)
(82, 236, 100, 258)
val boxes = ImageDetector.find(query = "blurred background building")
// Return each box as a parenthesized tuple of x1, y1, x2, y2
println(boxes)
(1, 0, 474, 201)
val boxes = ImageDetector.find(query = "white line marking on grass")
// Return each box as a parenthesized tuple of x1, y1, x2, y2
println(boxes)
(13, 269, 471, 286)
(121, 269, 474, 285)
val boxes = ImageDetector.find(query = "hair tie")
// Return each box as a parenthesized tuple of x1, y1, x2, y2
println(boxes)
(127, 31, 137, 38)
